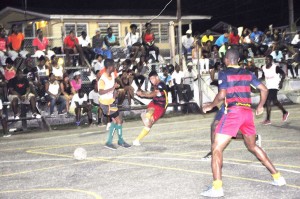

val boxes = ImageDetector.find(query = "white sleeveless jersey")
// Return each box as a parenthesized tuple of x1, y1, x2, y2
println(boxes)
(262, 64, 281, 89)
(99, 72, 115, 104)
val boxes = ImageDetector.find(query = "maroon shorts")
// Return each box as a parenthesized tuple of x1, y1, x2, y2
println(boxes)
(215, 106, 256, 137)
(148, 101, 166, 122)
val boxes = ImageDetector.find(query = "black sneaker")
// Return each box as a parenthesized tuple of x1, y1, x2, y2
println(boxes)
(201, 152, 212, 161)
(104, 143, 117, 150)
(118, 141, 131, 148)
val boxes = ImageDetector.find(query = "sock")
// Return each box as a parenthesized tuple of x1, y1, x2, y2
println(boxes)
(136, 127, 150, 141)
(212, 180, 222, 190)
(115, 124, 124, 144)
(107, 122, 116, 144)
(98, 117, 102, 124)
(272, 172, 281, 180)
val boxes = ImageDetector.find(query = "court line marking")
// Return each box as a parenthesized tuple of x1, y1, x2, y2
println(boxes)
(0, 158, 71, 163)
(0, 188, 102, 199)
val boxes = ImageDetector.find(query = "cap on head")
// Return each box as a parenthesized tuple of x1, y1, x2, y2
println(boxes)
(186, 29, 192, 34)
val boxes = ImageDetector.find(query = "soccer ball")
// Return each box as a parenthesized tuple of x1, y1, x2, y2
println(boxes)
(73, 147, 87, 160)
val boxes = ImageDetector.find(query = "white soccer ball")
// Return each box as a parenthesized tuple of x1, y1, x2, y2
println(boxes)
(73, 147, 87, 160)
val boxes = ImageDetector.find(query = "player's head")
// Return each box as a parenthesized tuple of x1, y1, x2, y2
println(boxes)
(104, 59, 115, 73)
(224, 49, 239, 66)
(92, 79, 98, 90)
(78, 89, 85, 98)
(265, 55, 273, 66)
(148, 70, 160, 86)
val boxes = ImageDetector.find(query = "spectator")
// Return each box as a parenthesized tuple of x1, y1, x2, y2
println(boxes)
(45, 73, 66, 116)
(91, 54, 104, 73)
(7, 24, 24, 52)
(201, 30, 214, 46)
(229, 28, 240, 45)
(142, 22, 160, 62)
(60, 73, 74, 113)
(92, 29, 105, 56)
(245, 58, 259, 79)
(291, 31, 300, 48)
(51, 55, 64, 81)
(0, 99, 9, 137)
(78, 31, 95, 64)
(119, 60, 135, 106)
(8, 69, 41, 119)
(23, 57, 40, 98)
(70, 71, 82, 93)
(32, 29, 49, 52)
(214, 31, 229, 47)
(124, 24, 143, 60)
(250, 26, 267, 56)
(183, 62, 198, 100)
(63, 30, 85, 66)
(0, 27, 8, 66)
(103, 27, 120, 59)
(171, 64, 185, 104)
(240, 28, 252, 45)
(69, 88, 92, 126)
(36, 55, 49, 85)
(3, 57, 16, 82)
(89, 79, 103, 126)
(182, 29, 194, 61)
(210, 45, 221, 81)
(219, 42, 229, 61)
(132, 55, 148, 91)
(270, 46, 283, 63)
(159, 67, 173, 101)
(200, 40, 211, 74)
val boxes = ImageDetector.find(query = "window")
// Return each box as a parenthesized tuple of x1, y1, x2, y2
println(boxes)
(132, 22, 169, 43)
(64, 23, 88, 37)
(160, 23, 169, 43)
(98, 23, 120, 38)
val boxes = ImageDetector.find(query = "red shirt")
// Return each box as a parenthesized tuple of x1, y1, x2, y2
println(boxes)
(0, 38, 7, 51)
(64, 35, 78, 49)
(32, 37, 49, 51)
(229, 33, 240, 45)
(8, 33, 24, 51)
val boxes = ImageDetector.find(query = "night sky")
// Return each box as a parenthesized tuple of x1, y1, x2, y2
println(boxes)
(1, 0, 300, 33)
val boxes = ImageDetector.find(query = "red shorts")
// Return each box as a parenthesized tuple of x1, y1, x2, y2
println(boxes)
(215, 106, 256, 137)
(148, 101, 166, 122)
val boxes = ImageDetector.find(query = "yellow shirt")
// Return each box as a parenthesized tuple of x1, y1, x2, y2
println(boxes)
(201, 35, 214, 44)
(98, 72, 115, 105)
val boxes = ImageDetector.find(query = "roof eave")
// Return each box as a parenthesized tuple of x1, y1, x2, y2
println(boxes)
(0, 6, 50, 19)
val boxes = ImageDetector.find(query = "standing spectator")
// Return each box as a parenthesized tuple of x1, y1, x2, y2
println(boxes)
(229, 28, 240, 45)
(69, 88, 92, 126)
(0, 99, 9, 137)
(63, 30, 85, 66)
(183, 62, 198, 100)
(8, 69, 41, 119)
(7, 24, 24, 52)
(261, 55, 289, 125)
(171, 64, 185, 104)
(51, 55, 64, 81)
(70, 71, 82, 93)
(0, 27, 8, 66)
(142, 22, 160, 62)
(200, 40, 211, 74)
(104, 27, 120, 59)
(91, 54, 104, 73)
(132, 55, 148, 91)
(214, 31, 229, 47)
(201, 30, 214, 46)
(45, 73, 66, 116)
(78, 31, 95, 64)
(124, 24, 143, 60)
(89, 79, 103, 126)
(92, 29, 104, 56)
(182, 29, 194, 61)
(291, 31, 300, 48)
(60, 73, 74, 113)
(32, 29, 49, 52)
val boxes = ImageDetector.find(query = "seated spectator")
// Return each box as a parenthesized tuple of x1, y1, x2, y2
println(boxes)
(124, 24, 143, 60)
(219, 42, 229, 62)
(3, 57, 16, 82)
(159, 67, 173, 100)
(182, 29, 194, 61)
(8, 69, 41, 119)
(132, 55, 148, 91)
(119, 60, 135, 106)
(250, 26, 267, 56)
(89, 79, 103, 126)
(245, 58, 259, 78)
(7, 24, 24, 53)
(200, 40, 211, 74)
(92, 29, 105, 56)
(283, 50, 298, 79)
(183, 62, 198, 100)
(45, 73, 66, 116)
(60, 73, 74, 113)
(270, 46, 283, 63)
(63, 30, 85, 66)
(78, 31, 95, 64)
(36, 55, 50, 85)
(0, 99, 9, 137)
(32, 29, 49, 53)
(201, 30, 214, 46)
(291, 31, 300, 48)
(142, 22, 160, 62)
(229, 28, 240, 45)
(70, 71, 82, 93)
(50, 55, 64, 81)
(0, 27, 8, 66)
(214, 31, 229, 47)
(91, 54, 104, 73)
(69, 88, 92, 126)
(103, 27, 120, 59)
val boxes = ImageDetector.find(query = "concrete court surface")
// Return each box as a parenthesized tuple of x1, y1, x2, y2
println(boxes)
(0, 104, 299, 199)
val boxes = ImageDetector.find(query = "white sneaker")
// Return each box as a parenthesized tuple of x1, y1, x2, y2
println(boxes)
(179, 100, 185, 104)
(132, 140, 141, 146)
(271, 177, 286, 186)
(255, 134, 262, 147)
(14, 116, 20, 120)
(200, 186, 224, 198)
(106, 123, 111, 131)
(3, 134, 12, 138)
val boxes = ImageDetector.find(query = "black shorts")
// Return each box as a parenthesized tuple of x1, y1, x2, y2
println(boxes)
(267, 89, 278, 101)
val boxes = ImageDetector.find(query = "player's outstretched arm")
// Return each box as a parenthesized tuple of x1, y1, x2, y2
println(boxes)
(203, 89, 226, 113)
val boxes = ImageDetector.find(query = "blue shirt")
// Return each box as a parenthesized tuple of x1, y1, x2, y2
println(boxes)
(215, 34, 228, 47)
(250, 31, 263, 43)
